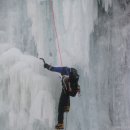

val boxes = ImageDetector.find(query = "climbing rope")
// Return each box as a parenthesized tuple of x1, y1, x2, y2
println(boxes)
(50, 0, 63, 66)
(49, 1, 69, 129)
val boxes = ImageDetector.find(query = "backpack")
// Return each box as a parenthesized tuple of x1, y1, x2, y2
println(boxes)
(62, 68, 80, 96)
(69, 68, 79, 82)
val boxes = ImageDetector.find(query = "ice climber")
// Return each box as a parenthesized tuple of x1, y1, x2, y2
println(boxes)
(40, 58, 80, 129)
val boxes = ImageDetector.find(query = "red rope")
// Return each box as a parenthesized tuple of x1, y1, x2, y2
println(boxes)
(50, 0, 63, 66)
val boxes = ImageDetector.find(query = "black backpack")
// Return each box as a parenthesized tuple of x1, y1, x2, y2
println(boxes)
(62, 68, 80, 96)
(69, 68, 79, 83)
(69, 68, 80, 95)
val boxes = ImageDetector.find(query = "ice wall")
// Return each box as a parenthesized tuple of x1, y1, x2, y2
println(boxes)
(0, 0, 130, 130)
(98, 0, 112, 11)
(0, 0, 58, 130)
(0, 47, 59, 130)
(89, 0, 130, 130)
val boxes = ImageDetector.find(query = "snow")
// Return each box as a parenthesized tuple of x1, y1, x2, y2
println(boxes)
(0, 0, 130, 130)
(0, 47, 57, 129)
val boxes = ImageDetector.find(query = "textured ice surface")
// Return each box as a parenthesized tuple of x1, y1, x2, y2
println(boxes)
(0, 0, 130, 130)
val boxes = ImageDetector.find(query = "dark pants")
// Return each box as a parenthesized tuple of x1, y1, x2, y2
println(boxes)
(58, 89, 70, 123)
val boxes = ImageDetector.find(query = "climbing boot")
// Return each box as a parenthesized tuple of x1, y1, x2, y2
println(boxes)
(55, 123, 64, 129)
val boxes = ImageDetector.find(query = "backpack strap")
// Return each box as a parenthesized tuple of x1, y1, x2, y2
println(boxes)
(62, 75, 69, 92)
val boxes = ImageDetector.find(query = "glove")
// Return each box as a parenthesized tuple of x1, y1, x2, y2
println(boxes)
(39, 58, 47, 68)
(39, 58, 52, 69)
(39, 58, 45, 64)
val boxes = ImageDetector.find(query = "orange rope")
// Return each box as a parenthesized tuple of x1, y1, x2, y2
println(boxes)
(50, 0, 63, 66)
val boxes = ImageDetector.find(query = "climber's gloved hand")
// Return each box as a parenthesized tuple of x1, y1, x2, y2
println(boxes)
(39, 58, 51, 69)
(39, 58, 45, 64)
(39, 58, 47, 68)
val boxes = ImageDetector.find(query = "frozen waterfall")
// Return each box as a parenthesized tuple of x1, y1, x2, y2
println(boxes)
(0, 0, 130, 130)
